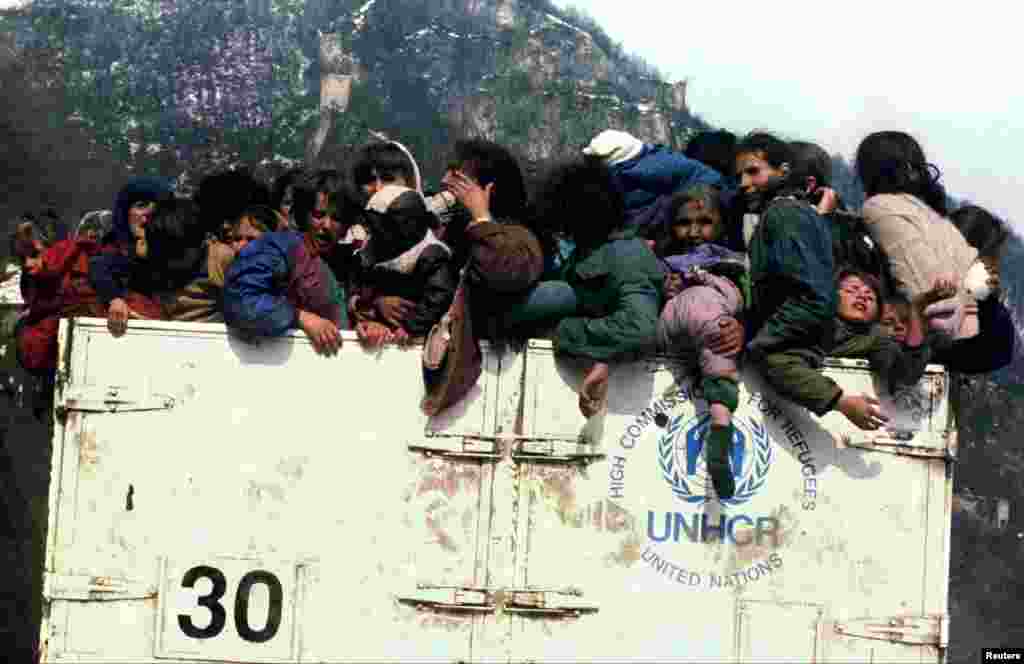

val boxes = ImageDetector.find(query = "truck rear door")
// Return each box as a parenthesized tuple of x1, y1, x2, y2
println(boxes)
(507, 343, 952, 663)
(40, 318, 515, 663)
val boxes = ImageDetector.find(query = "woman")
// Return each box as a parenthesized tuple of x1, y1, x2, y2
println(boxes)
(855, 131, 979, 341)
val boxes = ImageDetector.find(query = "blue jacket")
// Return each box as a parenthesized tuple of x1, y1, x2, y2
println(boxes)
(223, 232, 345, 338)
(610, 144, 723, 228)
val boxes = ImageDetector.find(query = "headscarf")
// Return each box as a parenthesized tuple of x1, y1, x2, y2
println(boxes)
(111, 176, 175, 246)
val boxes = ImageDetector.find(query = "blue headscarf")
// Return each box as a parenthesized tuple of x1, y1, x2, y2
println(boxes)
(111, 176, 175, 245)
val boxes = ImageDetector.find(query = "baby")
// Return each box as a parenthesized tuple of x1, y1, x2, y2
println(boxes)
(656, 185, 747, 500)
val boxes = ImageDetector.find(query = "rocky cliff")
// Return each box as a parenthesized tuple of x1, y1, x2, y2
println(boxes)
(307, 0, 702, 176)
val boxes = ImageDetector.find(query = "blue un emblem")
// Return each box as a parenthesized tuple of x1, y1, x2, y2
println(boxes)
(658, 413, 773, 506)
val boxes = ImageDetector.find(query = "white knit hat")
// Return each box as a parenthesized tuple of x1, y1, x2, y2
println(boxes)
(582, 129, 644, 166)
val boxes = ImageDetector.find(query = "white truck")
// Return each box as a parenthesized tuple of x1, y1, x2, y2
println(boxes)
(39, 316, 954, 663)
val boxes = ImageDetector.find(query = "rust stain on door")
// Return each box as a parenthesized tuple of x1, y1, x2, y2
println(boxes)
(78, 430, 100, 469)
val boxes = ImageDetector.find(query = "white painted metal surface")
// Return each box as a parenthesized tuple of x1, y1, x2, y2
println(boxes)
(39, 318, 954, 663)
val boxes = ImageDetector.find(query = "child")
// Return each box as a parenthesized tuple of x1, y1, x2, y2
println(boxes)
(934, 204, 1016, 373)
(231, 205, 280, 254)
(351, 184, 457, 348)
(223, 190, 348, 356)
(761, 268, 952, 431)
(880, 294, 911, 344)
(10, 216, 106, 375)
(949, 204, 1009, 303)
(655, 185, 748, 499)
(532, 158, 663, 418)
(142, 199, 236, 323)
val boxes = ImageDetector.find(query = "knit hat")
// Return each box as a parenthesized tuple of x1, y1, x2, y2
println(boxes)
(582, 129, 645, 166)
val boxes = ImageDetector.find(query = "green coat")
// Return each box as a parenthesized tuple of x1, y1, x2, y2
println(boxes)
(757, 318, 932, 416)
(747, 197, 836, 357)
(554, 228, 663, 362)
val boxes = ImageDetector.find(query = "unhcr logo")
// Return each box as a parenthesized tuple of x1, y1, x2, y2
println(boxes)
(657, 413, 772, 506)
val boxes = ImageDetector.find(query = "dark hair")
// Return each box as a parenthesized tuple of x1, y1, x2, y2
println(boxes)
(734, 132, 793, 172)
(789, 141, 832, 189)
(146, 198, 203, 261)
(352, 142, 417, 189)
(836, 267, 884, 321)
(194, 170, 272, 239)
(884, 291, 911, 307)
(448, 139, 527, 220)
(684, 130, 737, 177)
(291, 169, 346, 232)
(364, 189, 433, 263)
(855, 131, 948, 216)
(236, 204, 280, 234)
(668, 184, 722, 221)
(949, 204, 1009, 259)
(270, 168, 304, 211)
(534, 158, 624, 248)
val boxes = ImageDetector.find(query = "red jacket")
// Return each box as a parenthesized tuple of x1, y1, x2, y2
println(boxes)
(16, 239, 108, 372)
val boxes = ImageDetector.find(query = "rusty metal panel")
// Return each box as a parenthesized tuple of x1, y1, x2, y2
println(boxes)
(511, 343, 950, 663)
(40, 318, 500, 662)
(39, 322, 953, 662)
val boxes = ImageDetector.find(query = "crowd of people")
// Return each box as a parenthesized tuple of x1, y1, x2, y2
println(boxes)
(7, 128, 1016, 499)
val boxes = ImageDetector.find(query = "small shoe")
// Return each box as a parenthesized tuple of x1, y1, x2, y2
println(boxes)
(705, 424, 736, 500)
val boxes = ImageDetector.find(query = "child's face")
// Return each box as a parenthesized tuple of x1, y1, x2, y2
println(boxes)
(880, 302, 910, 343)
(837, 275, 879, 323)
(232, 218, 264, 253)
(278, 185, 294, 220)
(129, 201, 154, 259)
(13, 223, 46, 275)
(735, 152, 787, 200)
(309, 207, 342, 255)
(361, 172, 411, 197)
(671, 200, 723, 249)
(128, 201, 154, 232)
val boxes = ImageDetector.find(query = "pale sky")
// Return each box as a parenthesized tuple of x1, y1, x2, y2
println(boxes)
(3, 0, 1019, 232)
(555, 0, 1023, 233)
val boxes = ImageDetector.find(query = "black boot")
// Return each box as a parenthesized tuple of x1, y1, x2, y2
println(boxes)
(705, 424, 736, 500)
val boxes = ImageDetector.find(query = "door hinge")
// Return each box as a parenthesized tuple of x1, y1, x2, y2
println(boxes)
(512, 439, 606, 465)
(500, 587, 599, 618)
(56, 385, 176, 419)
(834, 613, 948, 648)
(398, 584, 599, 618)
(43, 572, 157, 602)
(408, 435, 606, 466)
(396, 585, 494, 613)
(840, 430, 956, 461)
(407, 435, 507, 461)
